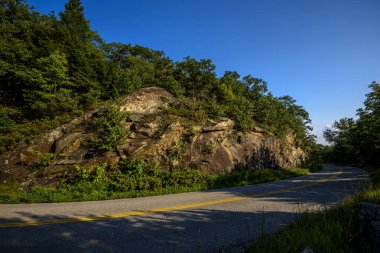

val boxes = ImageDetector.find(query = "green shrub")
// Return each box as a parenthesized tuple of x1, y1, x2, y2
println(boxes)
(0, 158, 319, 203)
(0, 111, 82, 155)
(162, 98, 208, 125)
(0, 106, 18, 133)
(90, 104, 129, 152)
(33, 152, 57, 168)
(68, 163, 108, 184)
(213, 168, 310, 188)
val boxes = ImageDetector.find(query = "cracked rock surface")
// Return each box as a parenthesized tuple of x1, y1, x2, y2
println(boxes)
(0, 87, 305, 187)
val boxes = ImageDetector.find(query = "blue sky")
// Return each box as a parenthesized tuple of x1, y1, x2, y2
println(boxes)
(28, 0, 380, 143)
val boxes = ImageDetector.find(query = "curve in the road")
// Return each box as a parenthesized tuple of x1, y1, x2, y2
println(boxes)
(0, 165, 370, 253)
(0, 168, 342, 228)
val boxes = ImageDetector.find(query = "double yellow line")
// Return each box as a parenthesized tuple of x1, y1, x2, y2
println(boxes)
(0, 169, 342, 228)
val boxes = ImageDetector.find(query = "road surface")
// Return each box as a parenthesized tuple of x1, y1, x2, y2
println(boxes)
(0, 165, 369, 252)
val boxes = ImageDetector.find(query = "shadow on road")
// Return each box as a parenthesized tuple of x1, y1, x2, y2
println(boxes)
(1, 208, 301, 253)
(0, 166, 369, 253)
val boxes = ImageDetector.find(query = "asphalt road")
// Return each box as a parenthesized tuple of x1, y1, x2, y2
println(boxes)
(0, 165, 369, 253)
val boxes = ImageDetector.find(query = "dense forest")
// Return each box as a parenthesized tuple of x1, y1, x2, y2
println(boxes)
(0, 0, 315, 154)
(323, 81, 380, 167)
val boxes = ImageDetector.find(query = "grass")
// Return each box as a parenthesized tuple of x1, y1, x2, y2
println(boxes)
(0, 161, 322, 204)
(246, 167, 380, 253)
(0, 183, 212, 204)
(212, 167, 311, 189)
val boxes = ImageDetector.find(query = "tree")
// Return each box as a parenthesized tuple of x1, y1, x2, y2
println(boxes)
(0, 0, 35, 106)
(58, 0, 105, 106)
(59, 0, 90, 40)
(323, 82, 380, 166)
(0, 0, 317, 156)
(355, 81, 380, 165)
(279, 96, 312, 135)
(174, 57, 218, 99)
(23, 50, 77, 118)
(324, 118, 359, 164)
(217, 71, 242, 103)
(243, 75, 268, 102)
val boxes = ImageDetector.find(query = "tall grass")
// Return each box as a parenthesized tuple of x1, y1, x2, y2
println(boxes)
(246, 168, 380, 253)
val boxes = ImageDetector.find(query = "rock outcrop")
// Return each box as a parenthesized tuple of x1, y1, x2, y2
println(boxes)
(0, 87, 306, 187)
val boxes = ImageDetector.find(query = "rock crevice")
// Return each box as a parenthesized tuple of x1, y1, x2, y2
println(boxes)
(0, 87, 306, 186)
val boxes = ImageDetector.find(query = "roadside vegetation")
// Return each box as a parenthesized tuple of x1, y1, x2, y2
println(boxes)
(0, 161, 321, 204)
(320, 81, 380, 168)
(246, 168, 380, 253)
(247, 81, 380, 253)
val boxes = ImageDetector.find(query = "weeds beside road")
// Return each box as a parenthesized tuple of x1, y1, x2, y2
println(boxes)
(246, 166, 379, 253)
(0, 160, 321, 204)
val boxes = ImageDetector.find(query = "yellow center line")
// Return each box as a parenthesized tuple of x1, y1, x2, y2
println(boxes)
(0, 169, 343, 228)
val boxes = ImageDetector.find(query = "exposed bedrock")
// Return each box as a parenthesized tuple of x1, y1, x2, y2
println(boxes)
(0, 87, 305, 186)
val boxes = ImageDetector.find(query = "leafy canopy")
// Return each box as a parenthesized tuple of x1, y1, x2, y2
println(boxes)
(0, 0, 315, 154)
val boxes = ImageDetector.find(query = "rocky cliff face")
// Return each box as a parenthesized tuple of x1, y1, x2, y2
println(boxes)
(0, 87, 306, 187)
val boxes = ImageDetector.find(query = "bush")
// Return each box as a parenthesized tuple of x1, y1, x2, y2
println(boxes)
(90, 103, 129, 152)
(0, 111, 81, 155)
(162, 98, 208, 125)
(0, 158, 319, 203)
(67, 163, 108, 184)
(33, 152, 57, 168)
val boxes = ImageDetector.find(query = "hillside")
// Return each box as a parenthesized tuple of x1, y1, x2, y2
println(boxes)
(1, 1, 378, 252)
(0, 0, 316, 191)
(0, 87, 306, 187)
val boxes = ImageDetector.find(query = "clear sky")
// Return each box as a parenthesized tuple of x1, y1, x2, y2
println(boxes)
(28, 0, 380, 144)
